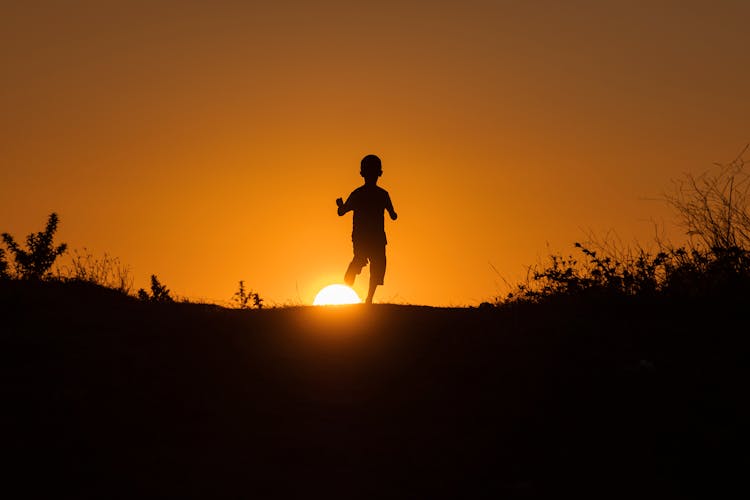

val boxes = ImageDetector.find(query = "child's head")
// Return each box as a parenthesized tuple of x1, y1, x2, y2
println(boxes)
(360, 154, 382, 183)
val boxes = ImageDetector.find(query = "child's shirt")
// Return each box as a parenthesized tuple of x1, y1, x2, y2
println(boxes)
(344, 184, 395, 245)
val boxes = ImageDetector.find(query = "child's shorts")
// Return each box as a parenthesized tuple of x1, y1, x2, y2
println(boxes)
(347, 240, 386, 285)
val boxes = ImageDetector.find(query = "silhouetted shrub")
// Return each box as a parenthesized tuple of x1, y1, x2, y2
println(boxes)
(0, 248, 8, 279)
(500, 147, 750, 306)
(502, 242, 659, 304)
(55, 248, 134, 294)
(664, 144, 750, 250)
(500, 241, 750, 306)
(137, 275, 173, 303)
(232, 280, 264, 309)
(1, 213, 68, 280)
(661, 244, 750, 297)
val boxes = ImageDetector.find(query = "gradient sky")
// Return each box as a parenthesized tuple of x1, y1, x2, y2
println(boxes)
(2, 0, 749, 306)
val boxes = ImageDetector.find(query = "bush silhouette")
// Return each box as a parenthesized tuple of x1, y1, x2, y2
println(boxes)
(500, 148, 750, 306)
(0, 248, 8, 280)
(665, 144, 750, 250)
(500, 242, 750, 305)
(1, 212, 68, 280)
(137, 275, 173, 303)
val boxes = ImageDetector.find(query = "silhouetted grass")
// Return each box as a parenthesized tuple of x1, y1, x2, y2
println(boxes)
(54, 247, 134, 294)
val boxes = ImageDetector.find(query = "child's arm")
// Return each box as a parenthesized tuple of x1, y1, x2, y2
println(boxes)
(336, 197, 351, 216)
(386, 194, 398, 221)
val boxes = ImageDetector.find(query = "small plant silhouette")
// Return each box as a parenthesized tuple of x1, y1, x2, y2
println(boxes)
(137, 274, 174, 303)
(1, 212, 68, 280)
(232, 280, 263, 309)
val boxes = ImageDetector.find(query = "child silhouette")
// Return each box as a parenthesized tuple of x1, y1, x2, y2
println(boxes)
(336, 154, 398, 304)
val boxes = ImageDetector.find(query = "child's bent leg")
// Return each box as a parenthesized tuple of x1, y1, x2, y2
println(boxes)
(344, 255, 367, 286)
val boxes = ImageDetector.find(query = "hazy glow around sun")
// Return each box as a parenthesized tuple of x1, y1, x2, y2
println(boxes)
(313, 284, 361, 306)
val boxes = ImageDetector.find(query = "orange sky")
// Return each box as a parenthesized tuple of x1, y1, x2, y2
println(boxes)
(2, 1, 749, 306)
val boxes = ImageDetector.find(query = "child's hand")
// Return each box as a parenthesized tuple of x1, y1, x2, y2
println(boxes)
(336, 198, 344, 207)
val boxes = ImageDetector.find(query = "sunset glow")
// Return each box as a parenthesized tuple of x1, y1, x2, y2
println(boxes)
(313, 285, 361, 306)
(2, 2, 749, 306)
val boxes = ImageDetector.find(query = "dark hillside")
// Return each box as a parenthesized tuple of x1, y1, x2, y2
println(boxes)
(1, 280, 747, 498)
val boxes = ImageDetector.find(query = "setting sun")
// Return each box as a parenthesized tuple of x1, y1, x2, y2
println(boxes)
(313, 284, 361, 306)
